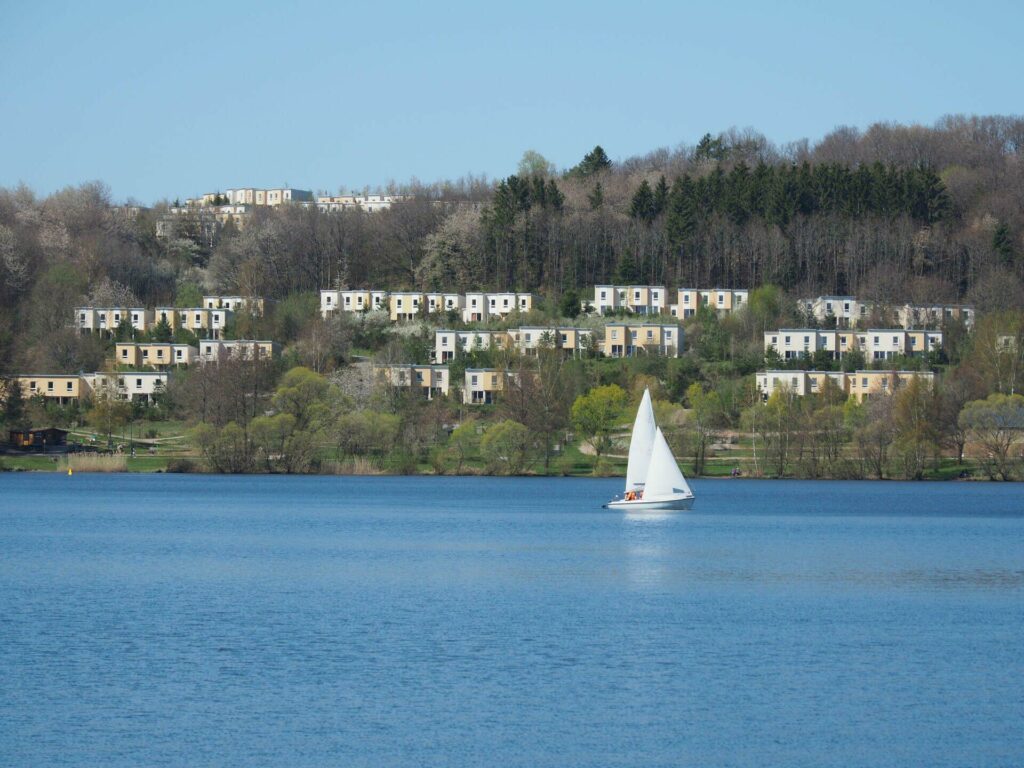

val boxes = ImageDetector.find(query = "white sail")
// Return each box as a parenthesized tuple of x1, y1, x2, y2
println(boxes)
(641, 427, 693, 500)
(624, 389, 657, 492)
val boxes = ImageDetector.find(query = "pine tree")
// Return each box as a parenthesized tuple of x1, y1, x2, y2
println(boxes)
(993, 221, 1015, 266)
(629, 180, 656, 222)
(545, 179, 564, 212)
(559, 288, 580, 319)
(588, 183, 604, 210)
(572, 145, 612, 178)
(653, 175, 669, 216)
(665, 176, 697, 248)
(151, 317, 173, 342)
(2, 377, 29, 431)
(614, 253, 640, 284)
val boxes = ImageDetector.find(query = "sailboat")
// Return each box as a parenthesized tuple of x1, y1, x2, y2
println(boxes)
(604, 389, 695, 511)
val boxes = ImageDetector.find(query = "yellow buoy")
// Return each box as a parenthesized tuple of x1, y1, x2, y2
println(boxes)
(67, 467, 73, 476)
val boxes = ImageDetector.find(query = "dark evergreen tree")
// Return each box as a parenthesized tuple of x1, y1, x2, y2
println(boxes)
(571, 145, 611, 178)
(665, 176, 697, 248)
(587, 182, 604, 210)
(614, 253, 640, 284)
(653, 175, 669, 216)
(559, 288, 581, 319)
(993, 221, 1015, 266)
(545, 179, 564, 212)
(2, 377, 29, 430)
(150, 317, 173, 342)
(629, 180, 656, 222)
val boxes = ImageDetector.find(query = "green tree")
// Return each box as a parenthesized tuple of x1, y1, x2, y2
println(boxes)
(587, 182, 604, 210)
(175, 283, 204, 308)
(686, 382, 723, 475)
(480, 419, 531, 474)
(571, 384, 628, 458)
(517, 149, 555, 177)
(150, 317, 173, 342)
(571, 145, 611, 178)
(993, 221, 1015, 266)
(272, 366, 330, 430)
(2, 378, 29, 431)
(445, 418, 481, 473)
(559, 288, 581, 319)
(629, 180, 657, 222)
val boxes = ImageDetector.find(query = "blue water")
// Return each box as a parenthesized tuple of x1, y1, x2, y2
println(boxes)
(1, 475, 1022, 767)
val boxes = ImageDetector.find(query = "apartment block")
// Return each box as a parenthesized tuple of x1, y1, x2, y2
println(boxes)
(592, 285, 667, 315)
(315, 194, 409, 213)
(198, 339, 278, 363)
(376, 364, 450, 399)
(602, 323, 682, 358)
(755, 369, 935, 403)
(115, 343, 197, 369)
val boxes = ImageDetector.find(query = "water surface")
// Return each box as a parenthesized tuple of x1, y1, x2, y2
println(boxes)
(1, 475, 1022, 767)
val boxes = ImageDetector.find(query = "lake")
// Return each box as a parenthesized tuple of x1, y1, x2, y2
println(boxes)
(1, 474, 1022, 767)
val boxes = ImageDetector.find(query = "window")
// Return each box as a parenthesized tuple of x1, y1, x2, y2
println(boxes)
(600, 291, 607, 300)
(874, 336, 880, 345)
(631, 331, 638, 340)
(652, 291, 659, 300)
(683, 295, 690, 304)
(30, 381, 36, 390)
(47, 381, 54, 391)
(132, 313, 139, 322)
(471, 375, 478, 385)
(560, 334, 567, 344)
(784, 336, 791, 344)
(195, 314, 201, 324)
(66, 382, 73, 391)
(136, 379, 143, 388)
(327, 296, 333, 305)
(717, 295, 724, 304)
(647, 330, 653, 340)
(442, 337, 448, 346)
(122, 349, 128, 357)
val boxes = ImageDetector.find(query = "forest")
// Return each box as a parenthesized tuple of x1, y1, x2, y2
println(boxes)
(1, 115, 1023, 478)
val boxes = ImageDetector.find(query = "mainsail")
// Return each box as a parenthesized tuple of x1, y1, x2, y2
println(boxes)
(624, 389, 656, 492)
(641, 427, 693, 500)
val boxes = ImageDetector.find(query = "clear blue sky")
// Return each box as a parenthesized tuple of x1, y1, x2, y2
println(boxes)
(1, 0, 1020, 204)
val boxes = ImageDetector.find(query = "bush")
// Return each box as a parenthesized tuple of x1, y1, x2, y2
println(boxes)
(165, 458, 200, 473)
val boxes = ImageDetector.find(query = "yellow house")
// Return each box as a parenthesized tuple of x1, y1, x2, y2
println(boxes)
(602, 323, 681, 357)
(16, 375, 82, 405)
(389, 292, 424, 321)
(463, 368, 513, 405)
(377, 365, 450, 399)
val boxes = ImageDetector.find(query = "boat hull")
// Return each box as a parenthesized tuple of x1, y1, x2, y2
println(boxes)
(603, 496, 695, 512)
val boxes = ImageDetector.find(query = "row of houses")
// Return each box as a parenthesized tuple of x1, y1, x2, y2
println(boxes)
(431, 324, 682, 362)
(755, 369, 935, 403)
(10, 372, 169, 405)
(765, 329, 944, 361)
(320, 289, 536, 322)
(800, 295, 975, 330)
(377, 365, 514, 405)
(74, 297, 262, 339)
(14, 339, 280, 408)
(590, 285, 748, 317)
(114, 340, 279, 368)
